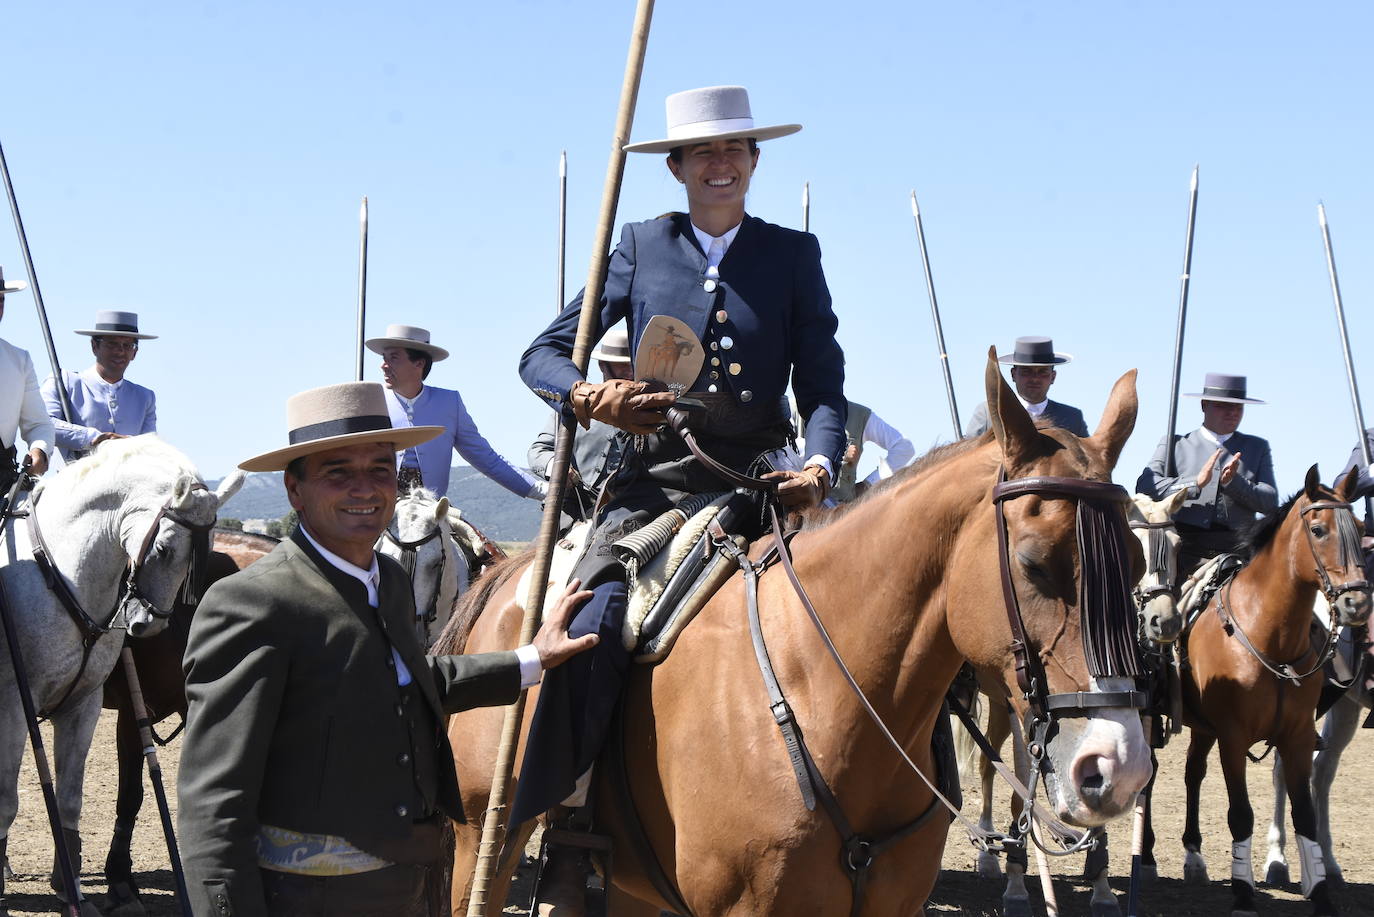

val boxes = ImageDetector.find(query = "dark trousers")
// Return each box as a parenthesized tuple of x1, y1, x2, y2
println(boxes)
(1176, 526, 1243, 586)
(261, 864, 427, 916)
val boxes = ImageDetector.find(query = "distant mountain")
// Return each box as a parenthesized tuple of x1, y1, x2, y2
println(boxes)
(210, 466, 542, 542)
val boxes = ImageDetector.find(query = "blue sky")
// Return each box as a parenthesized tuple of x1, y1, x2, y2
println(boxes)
(3, 1, 1372, 493)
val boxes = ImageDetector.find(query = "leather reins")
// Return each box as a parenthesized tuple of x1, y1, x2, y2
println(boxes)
(24, 481, 212, 718)
(381, 518, 451, 638)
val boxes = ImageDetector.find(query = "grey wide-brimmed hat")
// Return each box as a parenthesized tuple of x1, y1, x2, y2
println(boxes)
(624, 86, 801, 154)
(74, 310, 158, 340)
(239, 381, 444, 472)
(365, 324, 450, 362)
(590, 327, 631, 363)
(0, 266, 28, 294)
(998, 336, 1072, 366)
(1186, 372, 1265, 405)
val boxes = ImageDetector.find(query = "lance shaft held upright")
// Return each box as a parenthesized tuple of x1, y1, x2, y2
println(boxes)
(0, 139, 76, 424)
(465, 1, 657, 913)
(909, 191, 961, 439)
(1163, 166, 1199, 478)
(355, 196, 369, 382)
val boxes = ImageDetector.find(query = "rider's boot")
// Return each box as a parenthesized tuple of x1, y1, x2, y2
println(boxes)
(536, 846, 589, 917)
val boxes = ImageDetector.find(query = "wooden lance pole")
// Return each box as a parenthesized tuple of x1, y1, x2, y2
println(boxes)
(910, 190, 962, 438)
(465, 2, 656, 912)
(1163, 166, 1199, 477)
(356, 196, 368, 381)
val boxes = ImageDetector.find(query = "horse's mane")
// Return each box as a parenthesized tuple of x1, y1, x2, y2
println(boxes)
(432, 546, 533, 655)
(1239, 489, 1310, 558)
(39, 435, 199, 500)
(803, 432, 990, 529)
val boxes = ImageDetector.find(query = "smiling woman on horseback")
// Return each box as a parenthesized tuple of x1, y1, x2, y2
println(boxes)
(514, 85, 846, 911)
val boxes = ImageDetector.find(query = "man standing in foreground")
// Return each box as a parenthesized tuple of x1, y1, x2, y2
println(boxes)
(0, 267, 52, 488)
(178, 381, 596, 916)
(41, 309, 158, 461)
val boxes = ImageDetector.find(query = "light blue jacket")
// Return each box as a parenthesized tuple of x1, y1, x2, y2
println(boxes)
(384, 385, 538, 498)
(41, 366, 157, 460)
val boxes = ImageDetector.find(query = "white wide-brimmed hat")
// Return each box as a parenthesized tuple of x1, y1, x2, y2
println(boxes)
(0, 266, 28, 294)
(365, 324, 450, 362)
(591, 326, 631, 363)
(74, 310, 158, 340)
(624, 86, 801, 154)
(239, 381, 444, 472)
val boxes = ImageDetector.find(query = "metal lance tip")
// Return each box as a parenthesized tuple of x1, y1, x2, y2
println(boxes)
(802, 181, 809, 206)
(360, 196, 368, 226)
(560, 150, 567, 178)
(910, 189, 920, 218)
(1318, 202, 1327, 227)
(1190, 165, 1198, 191)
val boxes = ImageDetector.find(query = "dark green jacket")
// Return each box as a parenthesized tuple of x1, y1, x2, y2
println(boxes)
(177, 530, 520, 916)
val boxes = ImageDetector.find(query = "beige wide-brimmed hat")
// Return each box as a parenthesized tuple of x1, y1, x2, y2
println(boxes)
(365, 324, 450, 362)
(0, 266, 28, 294)
(239, 381, 443, 472)
(74, 310, 158, 340)
(624, 86, 801, 154)
(590, 327, 631, 363)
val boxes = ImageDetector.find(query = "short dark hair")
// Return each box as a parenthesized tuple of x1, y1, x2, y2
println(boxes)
(405, 347, 434, 380)
(667, 138, 758, 163)
(284, 456, 307, 480)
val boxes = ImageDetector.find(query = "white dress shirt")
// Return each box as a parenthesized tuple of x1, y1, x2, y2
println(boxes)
(858, 411, 916, 485)
(299, 524, 541, 687)
(1019, 395, 1049, 418)
(0, 337, 54, 457)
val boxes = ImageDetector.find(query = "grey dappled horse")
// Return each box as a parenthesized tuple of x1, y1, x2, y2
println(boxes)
(0, 436, 228, 915)
(376, 486, 471, 648)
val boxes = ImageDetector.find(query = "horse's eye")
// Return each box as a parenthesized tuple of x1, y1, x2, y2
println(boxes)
(1310, 524, 1327, 539)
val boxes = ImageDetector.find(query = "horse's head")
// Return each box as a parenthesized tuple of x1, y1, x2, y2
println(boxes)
(962, 348, 1150, 828)
(121, 466, 221, 637)
(1295, 465, 1371, 626)
(379, 488, 464, 647)
(1128, 490, 1187, 643)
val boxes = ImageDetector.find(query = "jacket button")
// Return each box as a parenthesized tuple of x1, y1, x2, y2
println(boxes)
(395, 804, 409, 817)
(728, 363, 742, 376)
(398, 752, 411, 765)
(711, 357, 720, 367)
(740, 390, 753, 403)
(703, 278, 717, 293)
(395, 703, 404, 716)
(715, 310, 728, 323)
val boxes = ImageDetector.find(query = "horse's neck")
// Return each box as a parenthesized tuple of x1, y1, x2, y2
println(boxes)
(1233, 518, 1318, 660)
(37, 489, 130, 607)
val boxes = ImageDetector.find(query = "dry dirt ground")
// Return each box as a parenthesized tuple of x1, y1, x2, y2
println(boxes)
(7, 709, 1374, 916)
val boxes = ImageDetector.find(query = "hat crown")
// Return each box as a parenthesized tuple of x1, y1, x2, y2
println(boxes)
(665, 86, 754, 136)
(1202, 373, 1247, 396)
(381, 324, 432, 346)
(285, 382, 392, 438)
(1014, 336, 1055, 358)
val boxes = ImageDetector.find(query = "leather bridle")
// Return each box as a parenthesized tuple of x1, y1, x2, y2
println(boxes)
(1129, 518, 1178, 608)
(381, 519, 452, 636)
(1301, 499, 1371, 607)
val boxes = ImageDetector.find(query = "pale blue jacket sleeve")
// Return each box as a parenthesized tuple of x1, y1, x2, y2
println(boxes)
(41, 373, 99, 452)
(451, 391, 540, 498)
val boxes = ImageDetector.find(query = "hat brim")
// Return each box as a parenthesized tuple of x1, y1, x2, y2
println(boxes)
(238, 425, 445, 473)
(75, 329, 158, 340)
(1185, 393, 1265, 405)
(590, 347, 631, 363)
(365, 338, 450, 362)
(624, 123, 801, 154)
(998, 352, 1072, 366)
(1, 281, 28, 294)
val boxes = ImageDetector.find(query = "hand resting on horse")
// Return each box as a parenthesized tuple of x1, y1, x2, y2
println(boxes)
(570, 378, 676, 434)
(531, 578, 600, 669)
(764, 463, 831, 509)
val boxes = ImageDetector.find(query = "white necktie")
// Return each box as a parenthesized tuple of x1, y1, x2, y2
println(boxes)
(705, 236, 726, 278)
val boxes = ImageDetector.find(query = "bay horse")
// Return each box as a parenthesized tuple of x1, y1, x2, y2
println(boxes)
(1143, 465, 1371, 916)
(100, 527, 278, 916)
(962, 489, 1189, 917)
(442, 354, 1153, 916)
(0, 436, 227, 916)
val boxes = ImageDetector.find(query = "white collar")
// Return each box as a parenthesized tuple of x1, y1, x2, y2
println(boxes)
(1018, 395, 1049, 416)
(299, 524, 380, 604)
(1199, 426, 1234, 446)
(690, 220, 742, 257)
(392, 385, 424, 409)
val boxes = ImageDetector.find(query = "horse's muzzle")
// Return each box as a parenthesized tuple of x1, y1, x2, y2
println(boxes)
(123, 597, 169, 639)
(1334, 585, 1372, 626)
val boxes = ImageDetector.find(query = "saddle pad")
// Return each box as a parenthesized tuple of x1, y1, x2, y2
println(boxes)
(513, 522, 591, 620)
(621, 493, 734, 650)
(1179, 553, 1244, 627)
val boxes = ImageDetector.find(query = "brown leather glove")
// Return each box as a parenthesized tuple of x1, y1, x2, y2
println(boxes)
(764, 464, 832, 509)
(569, 379, 676, 434)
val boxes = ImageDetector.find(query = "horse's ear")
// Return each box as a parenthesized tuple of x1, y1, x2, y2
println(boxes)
(436, 496, 451, 519)
(985, 346, 1038, 467)
(1336, 465, 1361, 502)
(214, 470, 247, 508)
(1164, 486, 1189, 516)
(1304, 464, 1323, 499)
(173, 473, 198, 509)
(1087, 369, 1138, 470)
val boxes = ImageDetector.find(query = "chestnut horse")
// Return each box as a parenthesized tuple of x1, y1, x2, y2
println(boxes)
(442, 355, 1154, 916)
(100, 529, 279, 916)
(1143, 465, 1371, 917)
